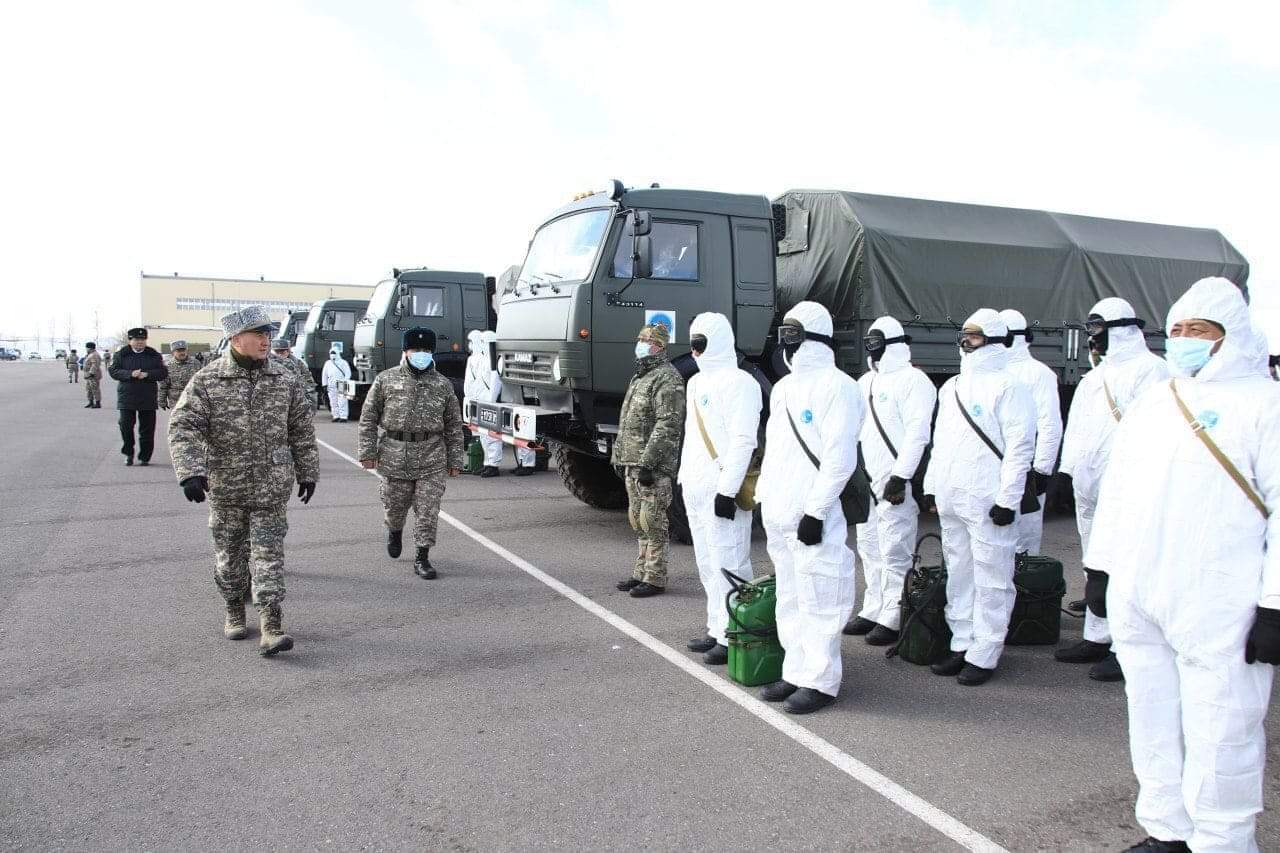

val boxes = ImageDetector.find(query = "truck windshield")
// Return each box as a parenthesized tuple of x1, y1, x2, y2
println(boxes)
(518, 209, 611, 289)
(364, 279, 397, 319)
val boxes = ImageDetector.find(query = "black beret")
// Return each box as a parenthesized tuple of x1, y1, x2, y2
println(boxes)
(402, 328, 436, 351)
(127, 327, 147, 339)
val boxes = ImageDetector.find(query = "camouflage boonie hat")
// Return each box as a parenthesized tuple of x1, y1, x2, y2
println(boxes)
(220, 305, 276, 337)
(637, 322, 670, 347)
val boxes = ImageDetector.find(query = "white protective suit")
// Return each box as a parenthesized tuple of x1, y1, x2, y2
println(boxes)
(321, 349, 351, 420)
(1058, 298, 1168, 645)
(756, 301, 864, 696)
(855, 317, 937, 631)
(923, 309, 1036, 670)
(678, 313, 761, 645)
(998, 309, 1063, 555)
(1087, 277, 1280, 853)
(465, 330, 505, 466)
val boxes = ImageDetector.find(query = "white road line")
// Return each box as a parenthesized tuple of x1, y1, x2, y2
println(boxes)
(316, 437, 1009, 853)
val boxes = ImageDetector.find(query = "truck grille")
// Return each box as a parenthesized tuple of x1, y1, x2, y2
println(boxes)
(501, 352, 554, 384)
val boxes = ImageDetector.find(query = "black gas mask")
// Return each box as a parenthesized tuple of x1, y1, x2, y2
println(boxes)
(863, 329, 911, 363)
(956, 327, 1011, 354)
(1084, 313, 1145, 356)
(1009, 327, 1034, 343)
(778, 321, 834, 359)
(690, 334, 708, 355)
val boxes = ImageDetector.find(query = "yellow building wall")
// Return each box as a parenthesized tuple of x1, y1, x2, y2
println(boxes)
(139, 275, 374, 351)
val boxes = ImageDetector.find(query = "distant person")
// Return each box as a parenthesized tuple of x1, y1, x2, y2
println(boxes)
(159, 340, 201, 410)
(464, 330, 504, 477)
(271, 337, 316, 411)
(109, 328, 167, 466)
(66, 349, 79, 383)
(321, 348, 351, 422)
(81, 342, 102, 408)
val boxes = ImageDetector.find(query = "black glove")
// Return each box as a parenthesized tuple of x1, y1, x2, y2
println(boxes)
(988, 505, 1015, 526)
(1083, 568, 1109, 618)
(1033, 470, 1051, 496)
(714, 494, 737, 519)
(1048, 471, 1073, 504)
(181, 476, 208, 504)
(613, 465, 625, 480)
(883, 475, 908, 506)
(1245, 607, 1280, 665)
(636, 466, 655, 486)
(297, 482, 316, 504)
(797, 514, 823, 546)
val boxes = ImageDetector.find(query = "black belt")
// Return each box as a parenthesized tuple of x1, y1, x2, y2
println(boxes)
(385, 429, 437, 442)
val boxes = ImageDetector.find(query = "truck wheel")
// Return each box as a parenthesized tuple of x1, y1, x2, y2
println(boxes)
(555, 446, 628, 510)
(667, 483, 692, 546)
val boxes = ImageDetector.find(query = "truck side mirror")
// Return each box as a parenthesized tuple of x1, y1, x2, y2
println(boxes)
(633, 234, 653, 279)
(633, 210, 652, 237)
(397, 283, 408, 297)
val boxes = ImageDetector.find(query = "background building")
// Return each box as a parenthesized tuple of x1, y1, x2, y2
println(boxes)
(139, 273, 373, 352)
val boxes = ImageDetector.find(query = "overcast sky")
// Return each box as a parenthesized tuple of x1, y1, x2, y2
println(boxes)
(2, 0, 1277, 349)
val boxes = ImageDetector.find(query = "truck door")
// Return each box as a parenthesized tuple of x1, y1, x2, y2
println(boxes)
(592, 211, 734, 413)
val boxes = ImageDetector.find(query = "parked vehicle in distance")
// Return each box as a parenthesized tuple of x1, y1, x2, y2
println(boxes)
(0, 347, 19, 361)
(28, 352, 42, 360)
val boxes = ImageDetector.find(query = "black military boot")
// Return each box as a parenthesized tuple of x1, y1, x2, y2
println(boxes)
(1089, 652, 1124, 682)
(864, 624, 900, 646)
(124, 454, 134, 466)
(1054, 639, 1110, 663)
(703, 644, 729, 665)
(480, 466, 499, 478)
(629, 582, 664, 598)
(513, 463, 533, 477)
(616, 577, 641, 591)
(842, 616, 875, 636)
(783, 688, 836, 715)
(930, 651, 966, 676)
(387, 528, 403, 558)
(687, 634, 717, 653)
(957, 663, 995, 686)
(759, 680, 798, 702)
(414, 547, 436, 579)
(1123, 837, 1190, 852)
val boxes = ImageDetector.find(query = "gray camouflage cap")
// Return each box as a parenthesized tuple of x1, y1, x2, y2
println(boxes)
(271, 337, 291, 350)
(171, 339, 188, 350)
(220, 305, 277, 337)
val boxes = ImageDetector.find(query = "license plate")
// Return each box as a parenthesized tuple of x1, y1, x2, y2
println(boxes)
(475, 404, 501, 429)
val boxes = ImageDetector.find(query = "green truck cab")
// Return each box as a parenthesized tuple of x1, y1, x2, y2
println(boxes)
(340, 268, 492, 409)
(473, 180, 1247, 524)
(295, 297, 369, 405)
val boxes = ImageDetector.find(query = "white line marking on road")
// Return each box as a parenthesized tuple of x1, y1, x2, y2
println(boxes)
(316, 437, 1009, 853)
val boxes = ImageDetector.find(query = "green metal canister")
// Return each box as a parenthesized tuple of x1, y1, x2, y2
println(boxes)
(889, 534, 952, 666)
(464, 435, 485, 474)
(723, 571, 784, 687)
(1005, 553, 1066, 645)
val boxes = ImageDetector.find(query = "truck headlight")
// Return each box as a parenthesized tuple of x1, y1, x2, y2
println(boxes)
(551, 356, 562, 382)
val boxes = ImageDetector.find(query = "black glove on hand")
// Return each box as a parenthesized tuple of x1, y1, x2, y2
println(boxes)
(1245, 606, 1280, 665)
(1033, 470, 1051, 496)
(297, 482, 316, 504)
(636, 467, 655, 486)
(797, 514, 823, 546)
(1083, 568, 1109, 618)
(988, 505, 1015, 526)
(613, 465, 625, 480)
(883, 475, 908, 505)
(181, 476, 208, 504)
(714, 493, 737, 520)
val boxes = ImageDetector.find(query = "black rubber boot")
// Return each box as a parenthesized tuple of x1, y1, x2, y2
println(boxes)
(1089, 652, 1124, 682)
(124, 454, 134, 466)
(687, 635, 717, 653)
(480, 466, 499, 478)
(842, 616, 875, 636)
(1054, 639, 1111, 663)
(513, 464, 533, 477)
(1123, 838, 1190, 852)
(84, 402, 93, 408)
(864, 624, 900, 646)
(629, 582, 664, 598)
(759, 680, 798, 702)
(930, 651, 966, 676)
(139, 460, 150, 467)
(702, 644, 728, 665)
(1066, 598, 1087, 616)
(387, 528, 403, 558)
(413, 547, 436, 579)
(616, 577, 641, 592)
(957, 663, 995, 686)
(783, 688, 836, 714)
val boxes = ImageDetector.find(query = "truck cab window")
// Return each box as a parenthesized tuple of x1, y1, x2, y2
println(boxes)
(323, 311, 356, 332)
(612, 221, 699, 281)
(410, 286, 446, 317)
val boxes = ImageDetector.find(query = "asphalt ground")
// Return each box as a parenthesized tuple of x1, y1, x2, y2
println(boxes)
(2, 360, 1277, 852)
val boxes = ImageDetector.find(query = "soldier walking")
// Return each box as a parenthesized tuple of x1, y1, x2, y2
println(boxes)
(168, 306, 319, 656)
(109, 328, 167, 466)
(159, 340, 201, 410)
(611, 322, 685, 599)
(82, 342, 102, 408)
(272, 336, 317, 411)
(358, 328, 464, 580)
(66, 349, 80, 383)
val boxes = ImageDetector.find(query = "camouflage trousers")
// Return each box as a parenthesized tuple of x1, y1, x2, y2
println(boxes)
(209, 503, 288, 608)
(381, 471, 447, 548)
(84, 376, 100, 404)
(625, 468, 673, 588)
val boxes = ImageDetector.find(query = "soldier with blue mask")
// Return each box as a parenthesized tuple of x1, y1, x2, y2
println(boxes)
(359, 327, 465, 579)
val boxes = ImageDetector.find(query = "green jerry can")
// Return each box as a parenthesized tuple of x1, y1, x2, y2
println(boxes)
(722, 570, 784, 687)
(1006, 553, 1066, 645)
(463, 435, 485, 474)
(887, 533, 952, 666)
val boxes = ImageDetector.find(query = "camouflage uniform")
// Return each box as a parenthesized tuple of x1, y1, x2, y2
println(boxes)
(272, 353, 317, 411)
(610, 327, 685, 588)
(66, 354, 79, 382)
(168, 352, 319, 608)
(358, 363, 465, 547)
(159, 355, 201, 409)
(82, 349, 102, 405)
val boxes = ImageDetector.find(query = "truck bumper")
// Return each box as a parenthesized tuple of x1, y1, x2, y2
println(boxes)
(463, 398, 557, 450)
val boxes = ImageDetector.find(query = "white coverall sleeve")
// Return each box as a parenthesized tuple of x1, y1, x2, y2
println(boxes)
(1056, 375, 1092, 479)
(1030, 369, 1063, 474)
(890, 372, 936, 481)
(1256, 396, 1280, 609)
(802, 378, 863, 519)
(994, 383, 1036, 511)
(715, 376, 762, 497)
(321, 361, 334, 384)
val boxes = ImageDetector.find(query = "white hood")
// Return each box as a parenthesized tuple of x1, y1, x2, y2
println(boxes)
(689, 312, 737, 372)
(960, 308, 1009, 375)
(1090, 297, 1149, 364)
(999, 308, 1032, 361)
(467, 329, 484, 355)
(783, 301, 835, 373)
(1165, 276, 1267, 382)
(868, 315, 912, 374)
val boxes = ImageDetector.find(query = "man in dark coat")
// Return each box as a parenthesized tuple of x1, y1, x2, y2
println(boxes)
(109, 327, 167, 466)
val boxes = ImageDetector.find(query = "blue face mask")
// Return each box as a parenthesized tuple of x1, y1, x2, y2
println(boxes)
(1165, 336, 1218, 375)
(408, 351, 434, 370)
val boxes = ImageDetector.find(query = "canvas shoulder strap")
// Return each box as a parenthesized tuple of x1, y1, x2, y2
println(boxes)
(868, 377, 898, 458)
(693, 401, 719, 464)
(1169, 379, 1269, 519)
(784, 407, 822, 470)
(953, 387, 1003, 460)
(1101, 376, 1122, 422)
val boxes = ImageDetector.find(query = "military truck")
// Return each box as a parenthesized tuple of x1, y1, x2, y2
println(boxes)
(470, 180, 1248, 535)
(295, 298, 369, 410)
(281, 310, 309, 347)
(339, 268, 492, 410)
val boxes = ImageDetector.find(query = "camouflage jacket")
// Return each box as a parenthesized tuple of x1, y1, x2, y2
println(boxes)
(160, 356, 202, 408)
(610, 354, 685, 475)
(82, 350, 102, 379)
(358, 363, 465, 479)
(272, 353, 316, 409)
(168, 353, 319, 507)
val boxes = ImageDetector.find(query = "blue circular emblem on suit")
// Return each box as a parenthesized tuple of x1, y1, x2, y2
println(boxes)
(971, 404, 984, 417)
(700, 395, 709, 407)
(1198, 410, 1219, 429)
(802, 409, 814, 423)
(878, 392, 889, 403)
